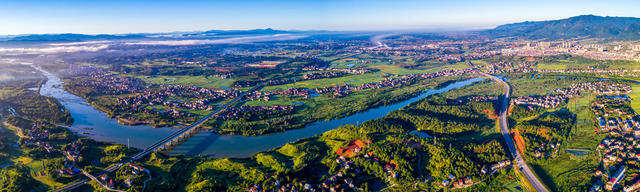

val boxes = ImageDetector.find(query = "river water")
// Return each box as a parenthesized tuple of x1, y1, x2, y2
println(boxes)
(34, 65, 483, 158)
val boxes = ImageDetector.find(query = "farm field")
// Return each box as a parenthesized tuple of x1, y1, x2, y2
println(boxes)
(630, 85, 640, 113)
(142, 75, 235, 89)
(262, 72, 386, 91)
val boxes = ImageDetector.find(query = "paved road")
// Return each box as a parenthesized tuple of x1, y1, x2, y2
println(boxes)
(482, 73, 548, 192)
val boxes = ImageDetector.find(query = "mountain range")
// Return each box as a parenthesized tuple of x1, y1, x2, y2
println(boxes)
(484, 15, 640, 40)
(3, 15, 640, 42)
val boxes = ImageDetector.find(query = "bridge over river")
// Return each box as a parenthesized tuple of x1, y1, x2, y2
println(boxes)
(53, 84, 262, 192)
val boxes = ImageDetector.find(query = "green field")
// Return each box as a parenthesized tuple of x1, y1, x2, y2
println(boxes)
(630, 85, 640, 113)
(243, 95, 304, 107)
(262, 72, 386, 91)
(536, 55, 640, 70)
(534, 63, 568, 70)
(508, 74, 580, 97)
(565, 93, 603, 149)
(503, 181, 525, 192)
(124, 58, 172, 68)
(527, 94, 601, 191)
(142, 75, 235, 89)
(369, 62, 468, 75)
(1, 122, 23, 164)
(369, 64, 433, 74)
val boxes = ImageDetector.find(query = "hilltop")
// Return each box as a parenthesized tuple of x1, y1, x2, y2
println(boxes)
(485, 15, 640, 40)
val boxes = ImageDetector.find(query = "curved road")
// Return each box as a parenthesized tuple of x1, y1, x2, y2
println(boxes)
(482, 72, 548, 192)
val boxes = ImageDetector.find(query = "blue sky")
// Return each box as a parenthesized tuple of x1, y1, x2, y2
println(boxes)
(1, 0, 639, 35)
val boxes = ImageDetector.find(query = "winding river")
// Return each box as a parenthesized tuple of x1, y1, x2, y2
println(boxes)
(34, 65, 483, 158)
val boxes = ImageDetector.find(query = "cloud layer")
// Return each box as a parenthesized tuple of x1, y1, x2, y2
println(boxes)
(126, 34, 306, 46)
(0, 45, 110, 54)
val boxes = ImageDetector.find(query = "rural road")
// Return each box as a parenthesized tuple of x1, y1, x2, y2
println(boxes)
(482, 72, 549, 192)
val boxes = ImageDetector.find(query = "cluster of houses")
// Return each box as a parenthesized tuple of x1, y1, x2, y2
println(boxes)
(302, 71, 347, 80)
(484, 61, 536, 74)
(56, 158, 81, 176)
(57, 167, 80, 176)
(441, 160, 511, 189)
(591, 137, 640, 191)
(98, 163, 147, 189)
(330, 138, 514, 191)
(357, 43, 468, 63)
(266, 79, 295, 86)
(624, 179, 640, 192)
(260, 154, 366, 192)
(536, 69, 640, 78)
(514, 81, 632, 109)
(585, 87, 640, 191)
(75, 72, 145, 95)
(301, 66, 371, 74)
(598, 139, 638, 165)
(336, 139, 371, 158)
(112, 84, 239, 121)
(116, 84, 235, 111)
(591, 164, 629, 191)
(483, 160, 512, 175)
(246, 61, 285, 68)
(596, 116, 640, 133)
(512, 94, 568, 108)
(456, 96, 497, 104)
(312, 69, 472, 98)
(20, 122, 54, 153)
(251, 88, 317, 99)
(592, 97, 639, 136)
(264, 173, 357, 192)
(562, 82, 632, 96)
(146, 107, 194, 120)
(219, 105, 296, 120)
(480, 58, 640, 78)
(63, 141, 83, 162)
(533, 142, 561, 159)
(78, 71, 243, 122)
(442, 175, 474, 189)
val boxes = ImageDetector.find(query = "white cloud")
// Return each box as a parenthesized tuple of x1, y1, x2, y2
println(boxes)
(49, 40, 113, 46)
(0, 45, 110, 54)
(126, 34, 306, 46)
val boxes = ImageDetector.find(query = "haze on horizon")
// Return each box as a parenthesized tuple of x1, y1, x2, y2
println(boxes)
(1, 0, 639, 35)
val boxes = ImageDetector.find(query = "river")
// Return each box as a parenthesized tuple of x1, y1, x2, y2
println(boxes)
(33, 65, 483, 158)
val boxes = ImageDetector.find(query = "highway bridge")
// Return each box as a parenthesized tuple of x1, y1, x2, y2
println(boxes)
(53, 85, 262, 192)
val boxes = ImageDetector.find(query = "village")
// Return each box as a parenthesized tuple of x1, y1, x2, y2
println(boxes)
(115, 84, 237, 113)
(218, 105, 296, 121)
(310, 68, 473, 98)
(97, 162, 150, 190)
(513, 82, 632, 109)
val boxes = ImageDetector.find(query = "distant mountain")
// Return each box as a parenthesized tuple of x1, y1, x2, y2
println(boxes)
(5, 33, 144, 42)
(196, 28, 294, 36)
(484, 15, 640, 40)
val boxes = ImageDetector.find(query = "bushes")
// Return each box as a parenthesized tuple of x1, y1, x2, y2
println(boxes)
(2, 89, 73, 125)
(388, 96, 494, 134)
(186, 159, 269, 192)
(0, 165, 40, 192)
(514, 109, 576, 158)
(254, 153, 291, 174)
(101, 145, 133, 165)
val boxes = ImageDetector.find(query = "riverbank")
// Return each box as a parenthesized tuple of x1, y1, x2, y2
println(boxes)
(34, 64, 486, 158)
